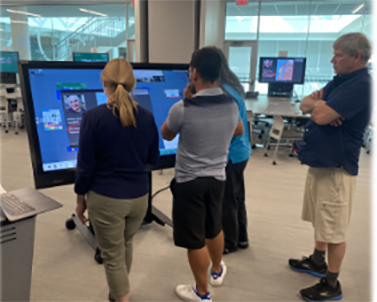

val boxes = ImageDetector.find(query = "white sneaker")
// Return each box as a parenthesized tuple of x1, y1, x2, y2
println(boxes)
(209, 260, 227, 286)
(175, 284, 212, 302)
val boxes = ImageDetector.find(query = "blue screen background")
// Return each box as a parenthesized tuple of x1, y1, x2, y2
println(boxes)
(28, 68, 189, 171)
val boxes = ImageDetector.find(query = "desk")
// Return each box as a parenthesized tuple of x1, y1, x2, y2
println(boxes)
(245, 95, 307, 118)
(0, 185, 35, 302)
(0, 89, 22, 99)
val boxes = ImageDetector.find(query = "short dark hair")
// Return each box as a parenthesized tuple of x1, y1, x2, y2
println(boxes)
(190, 48, 221, 83)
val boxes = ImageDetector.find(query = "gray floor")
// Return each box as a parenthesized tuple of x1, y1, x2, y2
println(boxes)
(0, 129, 371, 301)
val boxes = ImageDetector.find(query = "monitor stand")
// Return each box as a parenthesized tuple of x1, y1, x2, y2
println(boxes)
(268, 82, 293, 98)
(66, 171, 173, 264)
(143, 171, 173, 227)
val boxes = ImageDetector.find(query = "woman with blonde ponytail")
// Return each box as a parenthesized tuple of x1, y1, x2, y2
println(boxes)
(74, 58, 160, 302)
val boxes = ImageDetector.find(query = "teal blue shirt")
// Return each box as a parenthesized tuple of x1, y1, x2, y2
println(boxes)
(224, 84, 251, 164)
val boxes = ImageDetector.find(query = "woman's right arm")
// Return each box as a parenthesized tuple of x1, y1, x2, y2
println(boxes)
(74, 113, 96, 195)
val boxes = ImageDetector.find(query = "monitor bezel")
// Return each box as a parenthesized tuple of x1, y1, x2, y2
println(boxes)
(72, 52, 110, 62)
(258, 57, 306, 84)
(18, 60, 189, 189)
(0, 51, 20, 73)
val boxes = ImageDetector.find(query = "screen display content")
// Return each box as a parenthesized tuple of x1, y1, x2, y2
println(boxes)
(73, 53, 109, 62)
(259, 57, 306, 84)
(0, 51, 19, 73)
(25, 65, 189, 174)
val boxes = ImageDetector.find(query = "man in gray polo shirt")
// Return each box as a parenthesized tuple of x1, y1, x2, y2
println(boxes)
(161, 48, 243, 302)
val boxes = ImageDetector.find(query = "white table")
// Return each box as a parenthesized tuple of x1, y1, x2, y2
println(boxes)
(245, 95, 307, 118)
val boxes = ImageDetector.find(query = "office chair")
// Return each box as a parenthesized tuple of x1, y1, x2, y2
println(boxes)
(0, 96, 9, 130)
(246, 111, 272, 148)
(12, 98, 25, 134)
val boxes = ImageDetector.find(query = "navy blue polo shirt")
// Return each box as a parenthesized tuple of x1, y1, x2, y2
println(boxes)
(299, 68, 371, 176)
(74, 104, 160, 199)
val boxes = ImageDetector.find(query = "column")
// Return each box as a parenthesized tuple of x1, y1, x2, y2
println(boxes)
(199, 0, 226, 49)
(9, 7, 31, 60)
(147, 0, 200, 63)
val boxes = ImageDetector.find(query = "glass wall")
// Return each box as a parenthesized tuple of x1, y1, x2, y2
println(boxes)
(0, 3, 132, 61)
(225, 0, 372, 96)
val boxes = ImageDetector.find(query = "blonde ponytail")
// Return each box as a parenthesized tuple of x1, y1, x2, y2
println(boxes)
(101, 59, 138, 128)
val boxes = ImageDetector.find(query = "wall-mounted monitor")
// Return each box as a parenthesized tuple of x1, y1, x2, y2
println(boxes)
(258, 57, 306, 84)
(0, 51, 19, 73)
(72, 53, 109, 63)
(18, 61, 189, 189)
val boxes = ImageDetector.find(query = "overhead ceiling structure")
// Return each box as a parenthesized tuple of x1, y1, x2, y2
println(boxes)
(0, 3, 127, 18)
(226, 1, 372, 16)
(1, 0, 128, 4)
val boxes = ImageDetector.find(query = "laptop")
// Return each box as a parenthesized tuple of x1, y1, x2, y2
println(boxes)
(0, 188, 62, 222)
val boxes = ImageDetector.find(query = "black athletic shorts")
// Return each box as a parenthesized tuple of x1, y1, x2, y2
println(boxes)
(170, 177, 226, 249)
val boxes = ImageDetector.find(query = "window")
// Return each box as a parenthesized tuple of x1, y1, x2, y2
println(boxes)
(224, 0, 373, 97)
(0, 4, 128, 61)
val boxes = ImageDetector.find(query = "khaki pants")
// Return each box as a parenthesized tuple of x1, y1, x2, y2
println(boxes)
(302, 167, 356, 244)
(87, 191, 148, 298)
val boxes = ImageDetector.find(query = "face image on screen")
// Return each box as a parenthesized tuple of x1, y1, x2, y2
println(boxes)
(259, 57, 306, 84)
(26, 66, 189, 173)
(0, 51, 19, 73)
(73, 53, 109, 62)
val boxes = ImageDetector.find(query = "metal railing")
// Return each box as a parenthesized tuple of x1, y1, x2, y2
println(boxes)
(39, 16, 125, 61)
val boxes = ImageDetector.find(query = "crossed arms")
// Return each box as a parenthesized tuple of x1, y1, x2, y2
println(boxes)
(300, 88, 345, 127)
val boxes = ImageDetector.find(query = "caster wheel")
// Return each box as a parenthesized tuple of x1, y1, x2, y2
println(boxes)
(5, 130, 8, 133)
(94, 247, 103, 264)
(264, 153, 268, 157)
(289, 154, 294, 157)
(15, 132, 18, 135)
(65, 218, 76, 230)
(261, 130, 265, 134)
(267, 145, 271, 150)
(258, 134, 263, 139)
(265, 123, 269, 127)
(367, 150, 370, 154)
(272, 161, 276, 165)
(251, 144, 257, 149)
(254, 121, 259, 125)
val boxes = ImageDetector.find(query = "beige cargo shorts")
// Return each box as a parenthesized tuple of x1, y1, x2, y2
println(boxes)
(302, 167, 356, 244)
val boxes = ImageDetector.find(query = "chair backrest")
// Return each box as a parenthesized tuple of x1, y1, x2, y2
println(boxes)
(269, 115, 285, 140)
(246, 110, 253, 122)
(17, 98, 24, 111)
(0, 96, 8, 112)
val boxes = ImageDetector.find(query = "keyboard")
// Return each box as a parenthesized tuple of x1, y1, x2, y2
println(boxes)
(0, 194, 35, 216)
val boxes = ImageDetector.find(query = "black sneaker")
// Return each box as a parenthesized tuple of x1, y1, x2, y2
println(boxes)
(300, 278, 343, 301)
(237, 241, 249, 249)
(289, 255, 327, 278)
(223, 247, 238, 254)
(108, 292, 115, 302)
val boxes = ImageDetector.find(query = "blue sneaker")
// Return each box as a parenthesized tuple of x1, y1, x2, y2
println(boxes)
(289, 255, 327, 278)
(300, 278, 343, 301)
(210, 260, 227, 286)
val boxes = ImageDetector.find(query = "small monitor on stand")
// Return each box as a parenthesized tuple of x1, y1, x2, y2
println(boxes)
(73, 53, 109, 63)
(258, 57, 306, 98)
(0, 51, 19, 85)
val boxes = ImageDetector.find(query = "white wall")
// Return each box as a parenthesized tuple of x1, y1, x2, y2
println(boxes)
(199, 0, 226, 49)
(148, 0, 199, 63)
